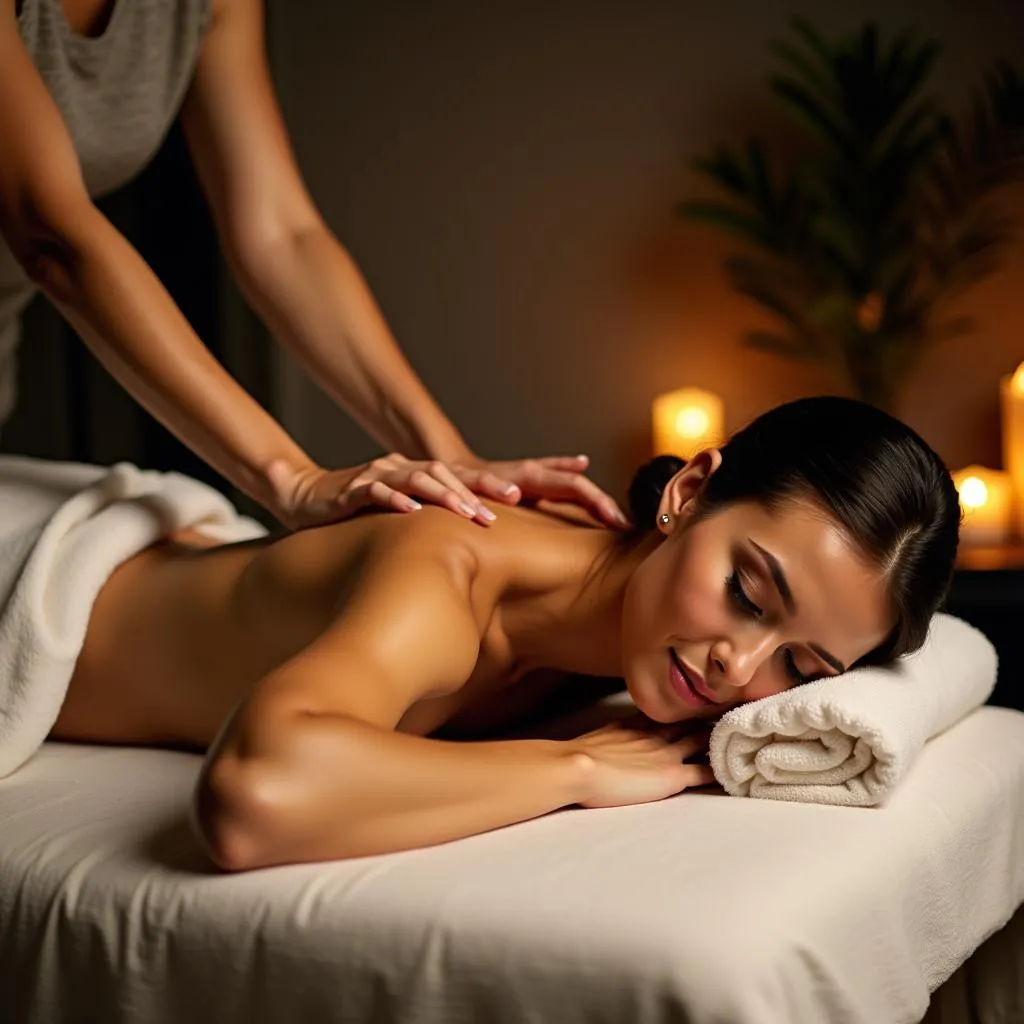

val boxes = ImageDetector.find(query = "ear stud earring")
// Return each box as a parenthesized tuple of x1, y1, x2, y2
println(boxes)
(658, 513, 672, 526)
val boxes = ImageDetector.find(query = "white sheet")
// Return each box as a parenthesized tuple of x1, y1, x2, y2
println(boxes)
(1, 707, 1022, 1024)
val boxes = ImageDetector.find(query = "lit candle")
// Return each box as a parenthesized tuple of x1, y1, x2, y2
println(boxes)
(652, 387, 724, 460)
(1001, 362, 1024, 535)
(951, 465, 1014, 546)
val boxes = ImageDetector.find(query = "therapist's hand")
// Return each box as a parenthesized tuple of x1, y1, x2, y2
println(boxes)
(266, 454, 500, 529)
(267, 452, 630, 530)
(451, 454, 630, 529)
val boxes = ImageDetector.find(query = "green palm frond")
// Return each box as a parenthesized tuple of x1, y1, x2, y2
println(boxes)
(676, 15, 1024, 408)
(769, 38, 835, 103)
(788, 17, 836, 79)
(682, 139, 821, 260)
(771, 74, 859, 158)
(744, 330, 818, 359)
(689, 139, 781, 213)
(935, 213, 1015, 299)
(725, 268, 805, 329)
(675, 201, 777, 249)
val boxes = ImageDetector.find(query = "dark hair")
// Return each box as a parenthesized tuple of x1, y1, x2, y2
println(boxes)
(627, 396, 961, 663)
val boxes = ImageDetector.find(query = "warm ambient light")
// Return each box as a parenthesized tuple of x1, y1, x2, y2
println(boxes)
(1002, 362, 1024, 535)
(652, 387, 724, 460)
(676, 406, 710, 437)
(952, 465, 1013, 546)
(958, 476, 989, 509)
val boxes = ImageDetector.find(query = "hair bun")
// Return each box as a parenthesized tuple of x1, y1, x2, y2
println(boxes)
(628, 455, 686, 529)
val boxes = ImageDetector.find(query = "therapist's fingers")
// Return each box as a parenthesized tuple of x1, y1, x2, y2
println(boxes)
(336, 478, 421, 516)
(463, 458, 629, 527)
(331, 458, 494, 523)
(269, 458, 492, 527)
(469, 459, 590, 506)
(403, 463, 496, 523)
(454, 467, 522, 504)
(450, 455, 631, 527)
(532, 455, 591, 472)
(516, 464, 630, 528)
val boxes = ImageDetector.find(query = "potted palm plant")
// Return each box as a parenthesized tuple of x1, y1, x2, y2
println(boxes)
(678, 17, 1024, 410)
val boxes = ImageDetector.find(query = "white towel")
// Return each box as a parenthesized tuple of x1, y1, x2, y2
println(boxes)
(0, 456, 267, 779)
(708, 613, 998, 806)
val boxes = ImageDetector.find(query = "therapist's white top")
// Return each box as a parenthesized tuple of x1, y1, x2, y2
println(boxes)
(0, 0, 212, 427)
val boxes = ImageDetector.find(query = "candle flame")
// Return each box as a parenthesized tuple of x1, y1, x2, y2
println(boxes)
(674, 407, 710, 438)
(958, 476, 989, 509)
(652, 386, 723, 458)
(1013, 362, 1024, 393)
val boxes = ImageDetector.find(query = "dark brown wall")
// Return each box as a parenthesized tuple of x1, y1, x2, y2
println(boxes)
(267, 1, 1024, 500)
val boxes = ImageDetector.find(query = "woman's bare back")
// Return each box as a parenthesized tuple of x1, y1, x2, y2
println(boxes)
(52, 503, 597, 752)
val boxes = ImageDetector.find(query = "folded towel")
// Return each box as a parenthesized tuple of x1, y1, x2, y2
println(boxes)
(0, 456, 267, 779)
(708, 613, 998, 806)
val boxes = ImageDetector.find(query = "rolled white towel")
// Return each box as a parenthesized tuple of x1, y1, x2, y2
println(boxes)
(708, 613, 998, 806)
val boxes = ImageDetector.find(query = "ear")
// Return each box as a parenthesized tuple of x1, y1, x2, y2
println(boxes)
(656, 449, 723, 532)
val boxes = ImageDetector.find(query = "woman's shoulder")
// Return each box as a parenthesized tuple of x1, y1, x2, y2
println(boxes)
(375, 499, 607, 603)
(262, 504, 488, 599)
(261, 499, 603, 610)
(369, 499, 598, 559)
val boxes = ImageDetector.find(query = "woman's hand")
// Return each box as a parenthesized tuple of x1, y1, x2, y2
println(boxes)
(450, 454, 630, 529)
(569, 716, 716, 808)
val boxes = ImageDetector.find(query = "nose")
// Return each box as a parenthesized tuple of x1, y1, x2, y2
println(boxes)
(711, 629, 776, 690)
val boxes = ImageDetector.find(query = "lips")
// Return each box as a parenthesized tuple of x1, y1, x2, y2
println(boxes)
(685, 660, 715, 703)
(668, 648, 713, 708)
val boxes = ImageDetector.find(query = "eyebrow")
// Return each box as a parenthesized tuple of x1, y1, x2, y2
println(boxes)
(748, 539, 847, 674)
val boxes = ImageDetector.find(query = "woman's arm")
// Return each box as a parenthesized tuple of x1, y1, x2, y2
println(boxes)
(201, 713, 589, 870)
(0, 3, 315, 515)
(194, 546, 591, 869)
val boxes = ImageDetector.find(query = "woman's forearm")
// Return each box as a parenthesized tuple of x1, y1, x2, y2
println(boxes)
(228, 223, 472, 463)
(196, 711, 591, 869)
(27, 204, 315, 513)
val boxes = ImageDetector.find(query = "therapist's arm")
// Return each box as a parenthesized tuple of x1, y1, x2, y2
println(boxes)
(179, 0, 629, 528)
(180, 0, 472, 465)
(0, 2, 317, 516)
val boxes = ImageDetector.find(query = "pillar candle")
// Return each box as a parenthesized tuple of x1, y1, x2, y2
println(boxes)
(951, 465, 1014, 546)
(1000, 362, 1024, 535)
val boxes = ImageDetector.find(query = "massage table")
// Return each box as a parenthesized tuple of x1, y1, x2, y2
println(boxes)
(0, 703, 1022, 1024)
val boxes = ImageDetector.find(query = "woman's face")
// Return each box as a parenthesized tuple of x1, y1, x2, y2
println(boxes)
(621, 459, 895, 723)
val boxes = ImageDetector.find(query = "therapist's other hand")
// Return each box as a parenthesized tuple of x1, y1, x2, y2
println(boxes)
(451, 454, 630, 529)
(266, 454, 499, 529)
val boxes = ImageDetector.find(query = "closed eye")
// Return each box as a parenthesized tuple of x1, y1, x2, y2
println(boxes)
(726, 570, 762, 618)
(784, 649, 814, 686)
(730, 570, 831, 686)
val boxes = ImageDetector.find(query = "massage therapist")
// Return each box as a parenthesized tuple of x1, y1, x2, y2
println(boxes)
(0, 0, 628, 529)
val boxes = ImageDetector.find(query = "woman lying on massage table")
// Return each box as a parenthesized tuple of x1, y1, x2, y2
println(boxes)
(50, 396, 961, 870)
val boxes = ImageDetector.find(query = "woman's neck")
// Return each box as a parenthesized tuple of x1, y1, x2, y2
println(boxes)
(504, 527, 660, 678)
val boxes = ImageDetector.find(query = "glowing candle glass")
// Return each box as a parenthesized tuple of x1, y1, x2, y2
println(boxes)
(951, 465, 1014, 546)
(652, 387, 724, 460)
(1000, 362, 1024, 535)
